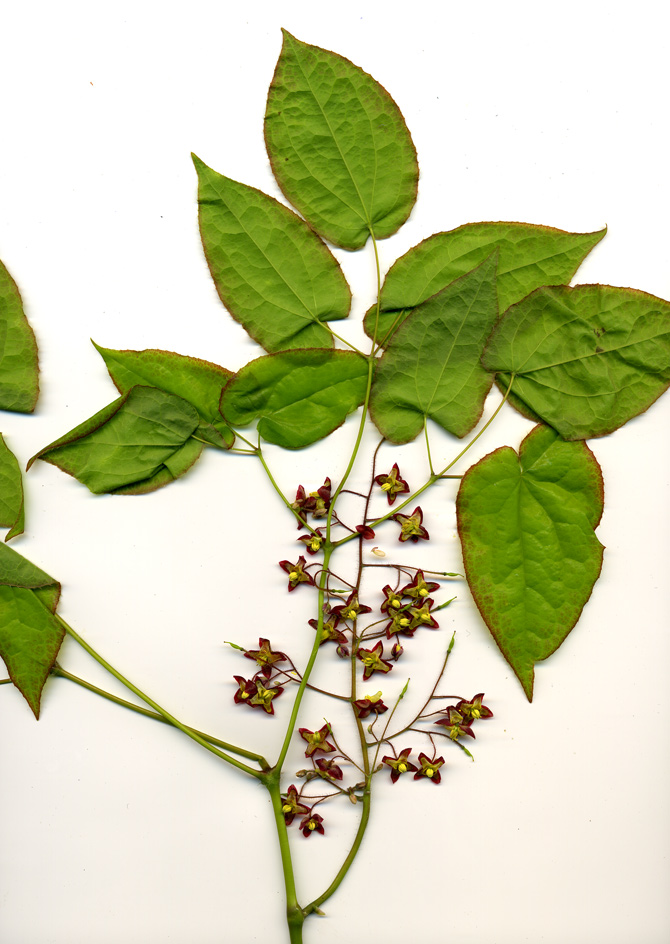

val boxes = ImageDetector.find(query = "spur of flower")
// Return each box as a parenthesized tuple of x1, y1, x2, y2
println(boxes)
(356, 641, 393, 680)
(392, 506, 429, 543)
(279, 556, 314, 591)
(414, 753, 445, 784)
(382, 747, 417, 783)
(374, 463, 410, 505)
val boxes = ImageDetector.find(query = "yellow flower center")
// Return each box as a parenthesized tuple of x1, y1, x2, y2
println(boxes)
(381, 482, 391, 491)
(282, 803, 291, 813)
(398, 763, 407, 773)
(426, 768, 434, 777)
(241, 691, 249, 698)
(308, 821, 316, 830)
(391, 599, 401, 608)
(419, 587, 428, 597)
(310, 539, 321, 551)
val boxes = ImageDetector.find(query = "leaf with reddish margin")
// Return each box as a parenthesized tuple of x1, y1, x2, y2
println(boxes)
(456, 424, 604, 700)
(0, 258, 39, 413)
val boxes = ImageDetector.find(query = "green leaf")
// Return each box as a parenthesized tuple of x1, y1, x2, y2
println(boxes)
(193, 156, 351, 352)
(28, 385, 201, 494)
(92, 342, 235, 449)
(456, 424, 604, 700)
(369, 255, 499, 442)
(220, 349, 369, 449)
(264, 30, 418, 250)
(0, 258, 39, 413)
(0, 434, 25, 540)
(482, 283, 670, 439)
(363, 222, 606, 345)
(0, 542, 62, 718)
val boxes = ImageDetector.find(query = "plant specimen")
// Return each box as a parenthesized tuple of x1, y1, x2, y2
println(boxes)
(1, 29, 669, 944)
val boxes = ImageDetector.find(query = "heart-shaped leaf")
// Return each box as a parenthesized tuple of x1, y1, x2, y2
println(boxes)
(93, 343, 235, 449)
(194, 156, 351, 352)
(29, 386, 201, 494)
(0, 258, 39, 413)
(265, 30, 418, 250)
(370, 254, 499, 442)
(364, 222, 606, 345)
(220, 349, 369, 449)
(456, 424, 604, 700)
(0, 434, 25, 540)
(0, 542, 62, 718)
(482, 283, 670, 439)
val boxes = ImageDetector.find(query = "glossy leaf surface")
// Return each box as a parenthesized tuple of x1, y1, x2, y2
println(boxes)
(220, 349, 368, 449)
(29, 386, 201, 494)
(370, 255, 498, 442)
(194, 156, 350, 352)
(0, 259, 39, 413)
(364, 222, 606, 345)
(265, 30, 418, 250)
(0, 434, 25, 540)
(0, 542, 62, 718)
(457, 424, 604, 700)
(93, 343, 234, 448)
(482, 283, 670, 439)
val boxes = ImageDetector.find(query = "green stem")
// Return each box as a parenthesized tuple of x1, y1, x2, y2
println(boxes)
(51, 663, 269, 768)
(263, 771, 305, 942)
(58, 617, 263, 778)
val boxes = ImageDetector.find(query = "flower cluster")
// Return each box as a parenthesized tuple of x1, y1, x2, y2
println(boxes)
(381, 748, 445, 784)
(434, 694, 493, 740)
(381, 571, 442, 648)
(291, 478, 332, 529)
(231, 638, 291, 715)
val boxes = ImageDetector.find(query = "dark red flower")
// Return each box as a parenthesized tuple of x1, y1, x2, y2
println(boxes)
(407, 599, 439, 630)
(384, 611, 417, 638)
(279, 556, 314, 592)
(414, 753, 445, 784)
(392, 507, 429, 543)
(299, 811, 325, 837)
(380, 584, 404, 614)
(233, 675, 257, 706)
(299, 725, 336, 756)
(354, 691, 388, 719)
(382, 747, 418, 783)
(308, 608, 348, 646)
(391, 641, 404, 661)
(331, 592, 372, 623)
(355, 524, 376, 539)
(374, 463, 410, 505)
(243, 638, 287, 678)
(401, 571, 440, 600)
(315, 757, 343, 781)
(435, 707, 475, 740)
(298, 529, 325, 554)
(281, 785, 310, 825)
(248, 678, 284, 714)
(456, 693, 493, 722)
(356, 641, 393, 680)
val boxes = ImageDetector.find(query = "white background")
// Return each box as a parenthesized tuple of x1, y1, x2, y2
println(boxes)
(1, 2, 669, 943)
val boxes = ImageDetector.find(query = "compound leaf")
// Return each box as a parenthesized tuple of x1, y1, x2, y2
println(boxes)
(370, 254, 498, 442)
(93, 342, 235, 448)
(194, 156, 350, 352)
(265, 30, 418, 250)
(456, 424, 604, 700)
(0, 434, 25, 540)
(0, 542, 62, 718)
(482, 283, 670, 439)
(28, 385, 201, 494)
(0, 259, 39, 413)
(364, 222, 606, 345)
(220, 349, 369, 449)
